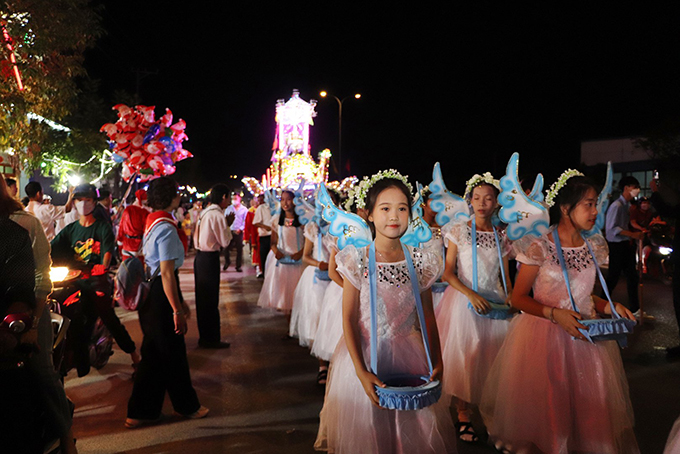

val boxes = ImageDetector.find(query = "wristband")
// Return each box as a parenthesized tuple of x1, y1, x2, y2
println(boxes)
(173, 310, 185, 316)
(549, 307, 557, 324)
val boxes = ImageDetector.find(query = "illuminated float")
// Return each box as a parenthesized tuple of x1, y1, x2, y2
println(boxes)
(242, 89, 356, 196)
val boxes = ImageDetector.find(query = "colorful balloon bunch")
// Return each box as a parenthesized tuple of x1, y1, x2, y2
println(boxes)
(100, 104, 192, 181)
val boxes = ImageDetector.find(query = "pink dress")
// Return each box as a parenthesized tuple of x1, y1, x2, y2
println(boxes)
(289, 222, 332, 346)
(257, 219, 304, 313)
(311, 236, 344, 362)
(480, 228, 639, 454)
(436, 221, 513, 405)
(314, 244, 456, 454)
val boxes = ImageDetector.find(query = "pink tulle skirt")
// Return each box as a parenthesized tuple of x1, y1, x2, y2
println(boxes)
(480, 313, 639, 454)
(257, 251, 304, 313)
(436, 285, 511, 405)
(289, 266, 330, 347)
(311, 282, 344, 362)
(315, 334, 456, 454)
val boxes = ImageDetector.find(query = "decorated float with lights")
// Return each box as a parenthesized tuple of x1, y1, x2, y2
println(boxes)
(242, 90, 356, 196)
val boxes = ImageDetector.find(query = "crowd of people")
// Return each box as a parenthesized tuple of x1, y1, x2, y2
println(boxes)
(1, 160, 678, 453)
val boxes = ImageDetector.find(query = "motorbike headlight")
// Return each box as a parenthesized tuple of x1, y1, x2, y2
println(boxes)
(659, 246, 673, 256)
(50, 267, 69, 283)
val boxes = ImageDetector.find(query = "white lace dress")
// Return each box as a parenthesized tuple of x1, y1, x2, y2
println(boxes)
(435, 221, 513, 405)
(257, 219, 304, 313)
(480, 228, 639, 454)
(311, 236, 344, 362)
(314, 244, 456, 454)
(290, 222, 332, 346)
(426, 226, 447, 310)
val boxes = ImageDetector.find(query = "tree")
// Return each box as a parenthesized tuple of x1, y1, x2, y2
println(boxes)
(633, 117, 680, 168)
(0, 0, 102, 169)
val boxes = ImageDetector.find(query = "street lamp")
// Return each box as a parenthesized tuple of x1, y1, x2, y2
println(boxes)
(319, 91, 361, 177)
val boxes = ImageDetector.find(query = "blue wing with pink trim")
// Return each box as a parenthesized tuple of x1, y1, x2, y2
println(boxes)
(428, 162, 470, 227)
(583, 161, 613, 238)
(498, 153, 550, 241)
(401, 182, 433, 247)
(318, 184, 372, 250)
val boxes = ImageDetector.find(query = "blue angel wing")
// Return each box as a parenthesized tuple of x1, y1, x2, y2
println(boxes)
(265, 189, 280, 217)
(584, 161, 613, 238)
(428, 162, 471, 226)
(401, 182, 433, 247)
(528, 174, 545, 202)
(294, 179, 316, 226)
(498, 152, 550, 241)
(317, 184, 372, 250)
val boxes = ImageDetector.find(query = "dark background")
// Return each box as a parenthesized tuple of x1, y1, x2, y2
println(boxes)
(84, 2, 680, 192)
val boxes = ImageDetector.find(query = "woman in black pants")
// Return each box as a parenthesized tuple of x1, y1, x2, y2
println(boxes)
(126, 177, 208, 428)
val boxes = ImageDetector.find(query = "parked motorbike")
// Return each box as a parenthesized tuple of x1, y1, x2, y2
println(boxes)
(49, 266, 114, 377)
(645, 223, 674, 284)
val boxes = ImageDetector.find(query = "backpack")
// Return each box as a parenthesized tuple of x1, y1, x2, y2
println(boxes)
(113, 219, 170, 311)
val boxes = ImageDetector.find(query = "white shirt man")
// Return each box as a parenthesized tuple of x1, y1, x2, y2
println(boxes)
(223, 195, 248, 271)
(25, 182, 74, 242)
(252, 194, 273, 278)
(194, 204, 232, 252)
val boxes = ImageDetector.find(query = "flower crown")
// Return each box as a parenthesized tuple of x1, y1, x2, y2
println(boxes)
(464, 172, 500, 199)
(352, 169, 413, 210)
(545, 169, 584, 207)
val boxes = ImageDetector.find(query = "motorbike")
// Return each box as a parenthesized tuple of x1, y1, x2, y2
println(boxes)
(49, 265, 114, 377)
(644, 223, 674, 284)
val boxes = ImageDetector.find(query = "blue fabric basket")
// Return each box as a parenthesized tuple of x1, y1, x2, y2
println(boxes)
(431, 281, 448, 294)
(314, 269, 331, 281)
(553, 232, 636, 348)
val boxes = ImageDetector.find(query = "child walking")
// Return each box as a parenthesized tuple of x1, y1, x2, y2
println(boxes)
(315, 174, 455, 454)
(435, 174, 513, 443)
(257, 190, 305, 317)
(480, 173, 639, 454)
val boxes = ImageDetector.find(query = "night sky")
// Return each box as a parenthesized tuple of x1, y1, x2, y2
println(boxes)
(84, 3, 680, 193)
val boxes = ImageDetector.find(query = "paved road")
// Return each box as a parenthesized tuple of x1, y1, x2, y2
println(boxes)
(65, 253, 680, 454)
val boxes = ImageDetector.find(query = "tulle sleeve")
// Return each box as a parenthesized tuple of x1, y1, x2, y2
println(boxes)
(586, 233, 609, 265)
(335, 244, 366, 290)
(442, 220, 468, 248)
(412, 243, 442, 291)
(304, 221, 319, 243)
(499, 229, 514, 258)
(323, 233, 338, 253)
(513, 234, 548, 266)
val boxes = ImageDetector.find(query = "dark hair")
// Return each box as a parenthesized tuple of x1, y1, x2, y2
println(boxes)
(25, 181, 42, 199)
(147, 177, 179, 210)
(421, 188, 432, 204)
(466, 182, 499, 203)
(548, 176, 598, 225)
(21, 196, 29, 207)
(278, 190, 301, 226)
(618, 175, 640, 192)
(97, 188, 111, 200)
(209, 183, 230, 205)
(5, 178, 16, 187)
(365, 178, 412, 236)
(0, 176, 23, 217)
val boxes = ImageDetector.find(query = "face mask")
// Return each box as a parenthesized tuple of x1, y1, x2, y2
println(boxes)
(75, 200, 96, 216)
(630, 188, 640, 198)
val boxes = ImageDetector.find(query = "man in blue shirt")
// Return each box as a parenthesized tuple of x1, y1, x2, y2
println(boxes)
(223, 193, 248, 272)
(605, 176, 645, 317)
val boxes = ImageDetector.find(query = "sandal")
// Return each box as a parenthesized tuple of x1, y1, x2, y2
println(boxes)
(456, 421, 479, 443)
(317, 368, 328, 385)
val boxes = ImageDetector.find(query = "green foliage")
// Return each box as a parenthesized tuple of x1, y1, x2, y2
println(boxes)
(1, 0, 102, 167)
(633, 117, 680, 167)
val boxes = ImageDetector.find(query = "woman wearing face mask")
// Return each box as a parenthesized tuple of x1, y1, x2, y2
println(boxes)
(51, 184, 139, 377)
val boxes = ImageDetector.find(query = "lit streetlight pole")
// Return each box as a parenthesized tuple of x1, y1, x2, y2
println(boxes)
(319, 91, 361, 177)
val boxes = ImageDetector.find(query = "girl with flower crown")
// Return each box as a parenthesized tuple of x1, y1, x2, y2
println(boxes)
(310, 189, 367, 384)
(257, 190, 305, 319)
(480, 173, 639, 454)
(435, 173, 514, 444)
(289, 189, 342, 385)
(314, 173, 455, 454)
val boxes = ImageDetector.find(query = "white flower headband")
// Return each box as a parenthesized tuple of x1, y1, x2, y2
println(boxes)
(545, 169, 584, 207)
(352, 169, 413, 210)
(464, 172, 500, 199)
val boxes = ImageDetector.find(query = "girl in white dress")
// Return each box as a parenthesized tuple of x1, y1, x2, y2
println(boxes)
(480, 174, 639, 454)
(436, 176, 513, 443)
(315, 175, 455, 454)
(257, 190, 304, 317)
